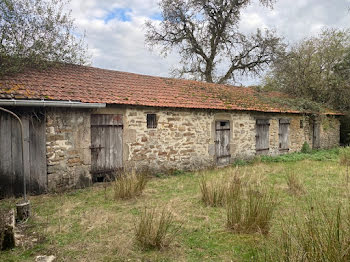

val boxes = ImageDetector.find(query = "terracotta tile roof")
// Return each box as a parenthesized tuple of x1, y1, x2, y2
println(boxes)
(0, 64, 340, 114)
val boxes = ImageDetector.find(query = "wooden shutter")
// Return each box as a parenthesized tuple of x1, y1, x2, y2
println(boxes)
(256, 119, 270, 154)
(279, 119, 290, 151)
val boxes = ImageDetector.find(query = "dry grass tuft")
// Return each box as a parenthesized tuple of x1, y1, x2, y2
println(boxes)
(286, 173, 305, 195)
(114, 172, 148, 200)
(134, 207, 181, 250)
(199, 176, 227, 207)
(340, 147, 350, 185)
(267, 202, 350, 262)
(226, 184, 277, 235)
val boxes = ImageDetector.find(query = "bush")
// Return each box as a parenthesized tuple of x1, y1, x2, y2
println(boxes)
(301, 141, 312, 154)
(114, 172, 148, 200)
(134, 207, 181, 250)
(266, 202, 350, 262)
(226, 184, 277, 235)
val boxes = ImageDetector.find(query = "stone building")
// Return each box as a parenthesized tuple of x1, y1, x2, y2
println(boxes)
(0, 65, 341, 197)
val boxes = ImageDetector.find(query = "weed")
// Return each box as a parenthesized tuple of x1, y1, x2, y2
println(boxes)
(286, 173, 305, 195)
(134, 207, 181, 250)
(340, 147, 350, 185)
(114, 172, 148, 200)
(226, 184, 277, 235)
(266, 202, 350, 262)
(199, 176, 227, 207)
(301, 141, 312, 154)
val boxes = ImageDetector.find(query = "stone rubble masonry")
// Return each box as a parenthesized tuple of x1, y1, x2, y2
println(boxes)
(45, 106, 340, 190)
(46, 108, 92, 191)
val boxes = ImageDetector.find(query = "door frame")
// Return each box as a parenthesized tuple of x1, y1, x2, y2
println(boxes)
(215, 120, 231, 165)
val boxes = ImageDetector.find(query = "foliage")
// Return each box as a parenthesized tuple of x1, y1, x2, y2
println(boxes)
(114, 172, 148, 200)
(145, 0, 284, 84)
(0, 0, 88, 77)
(264, 28, 350, 112)
(260, 148, 339, 163)
(301, 141, 312, 154)
(134, 207, 181, 250)
(266, 202, 350, 262)
(232, 148, 339, 166)
(226, 184, 277, 235)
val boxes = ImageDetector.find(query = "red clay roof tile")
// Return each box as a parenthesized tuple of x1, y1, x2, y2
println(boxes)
(0, 64, 339, 115)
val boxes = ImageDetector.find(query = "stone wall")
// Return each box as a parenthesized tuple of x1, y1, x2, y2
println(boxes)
(44, 106, 340, 190)
(123, 108, 340, 172)
(124, 107, 214, 172)
(320, 115, 340, 149)
(265, 114, 313, 155)
(46, 108, 92, 191)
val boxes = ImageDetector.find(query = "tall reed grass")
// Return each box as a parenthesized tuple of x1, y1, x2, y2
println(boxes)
(134, 207, 181, 250)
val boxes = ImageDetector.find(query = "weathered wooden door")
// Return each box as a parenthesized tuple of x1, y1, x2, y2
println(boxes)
(0, 112, 47, 199)
(279, 119, 290, 152)
(312, 120, 320, 149)
(256, 119, 270, 155)
(90, 114, 123, 181)
(215, 121, 230, 165)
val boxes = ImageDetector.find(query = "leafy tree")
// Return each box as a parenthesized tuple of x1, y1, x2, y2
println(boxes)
(264, 29, 350, 111)
(264, 28, 350, 145)
(0, 0, 88, 77)
(145, 0, 284, 84)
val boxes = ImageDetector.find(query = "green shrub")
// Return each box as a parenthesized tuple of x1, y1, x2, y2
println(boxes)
(134, 207, 181, 250)
(114, 172, 148, 200)
(301, 142, 312, 154)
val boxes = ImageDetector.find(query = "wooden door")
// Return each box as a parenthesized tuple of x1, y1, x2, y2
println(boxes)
(0, 112, 47, 199)
(215, 121, 230, 165)
(256, 119, 270, 155)
(279, 119, 290, 152)
(312, 120, 320, 149)
(90, 114, 123, 181)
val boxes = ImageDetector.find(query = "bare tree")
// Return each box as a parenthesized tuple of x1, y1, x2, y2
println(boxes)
(0, 0, 89, 77)
(145, 0, 284, 84)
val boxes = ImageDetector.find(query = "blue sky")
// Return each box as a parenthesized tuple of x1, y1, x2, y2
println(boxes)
(69, 0, 350, 85)
(103, 8, 132, 23)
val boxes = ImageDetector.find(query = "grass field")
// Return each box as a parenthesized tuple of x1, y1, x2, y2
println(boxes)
(1, 148, 350, 261)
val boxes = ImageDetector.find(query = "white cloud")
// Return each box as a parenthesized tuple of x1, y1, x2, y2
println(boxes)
(68, 0, 350, 84)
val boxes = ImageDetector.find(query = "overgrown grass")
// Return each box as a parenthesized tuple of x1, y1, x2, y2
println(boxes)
(134, 207, 181, 250)
(233, 148, 340, 167)
(286, 172, 305, 195)
(260, 148, 339, 163)
(1, 148, 350, 261)
(199, 176, 228, 207)
(226, 184, 277, 235)
(266, 201, 350, 262)
(114, 172, 148, 200)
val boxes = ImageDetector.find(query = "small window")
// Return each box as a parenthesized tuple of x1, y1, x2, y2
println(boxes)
(300, 120, 304, 128)
(147, 114, 157, 128)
